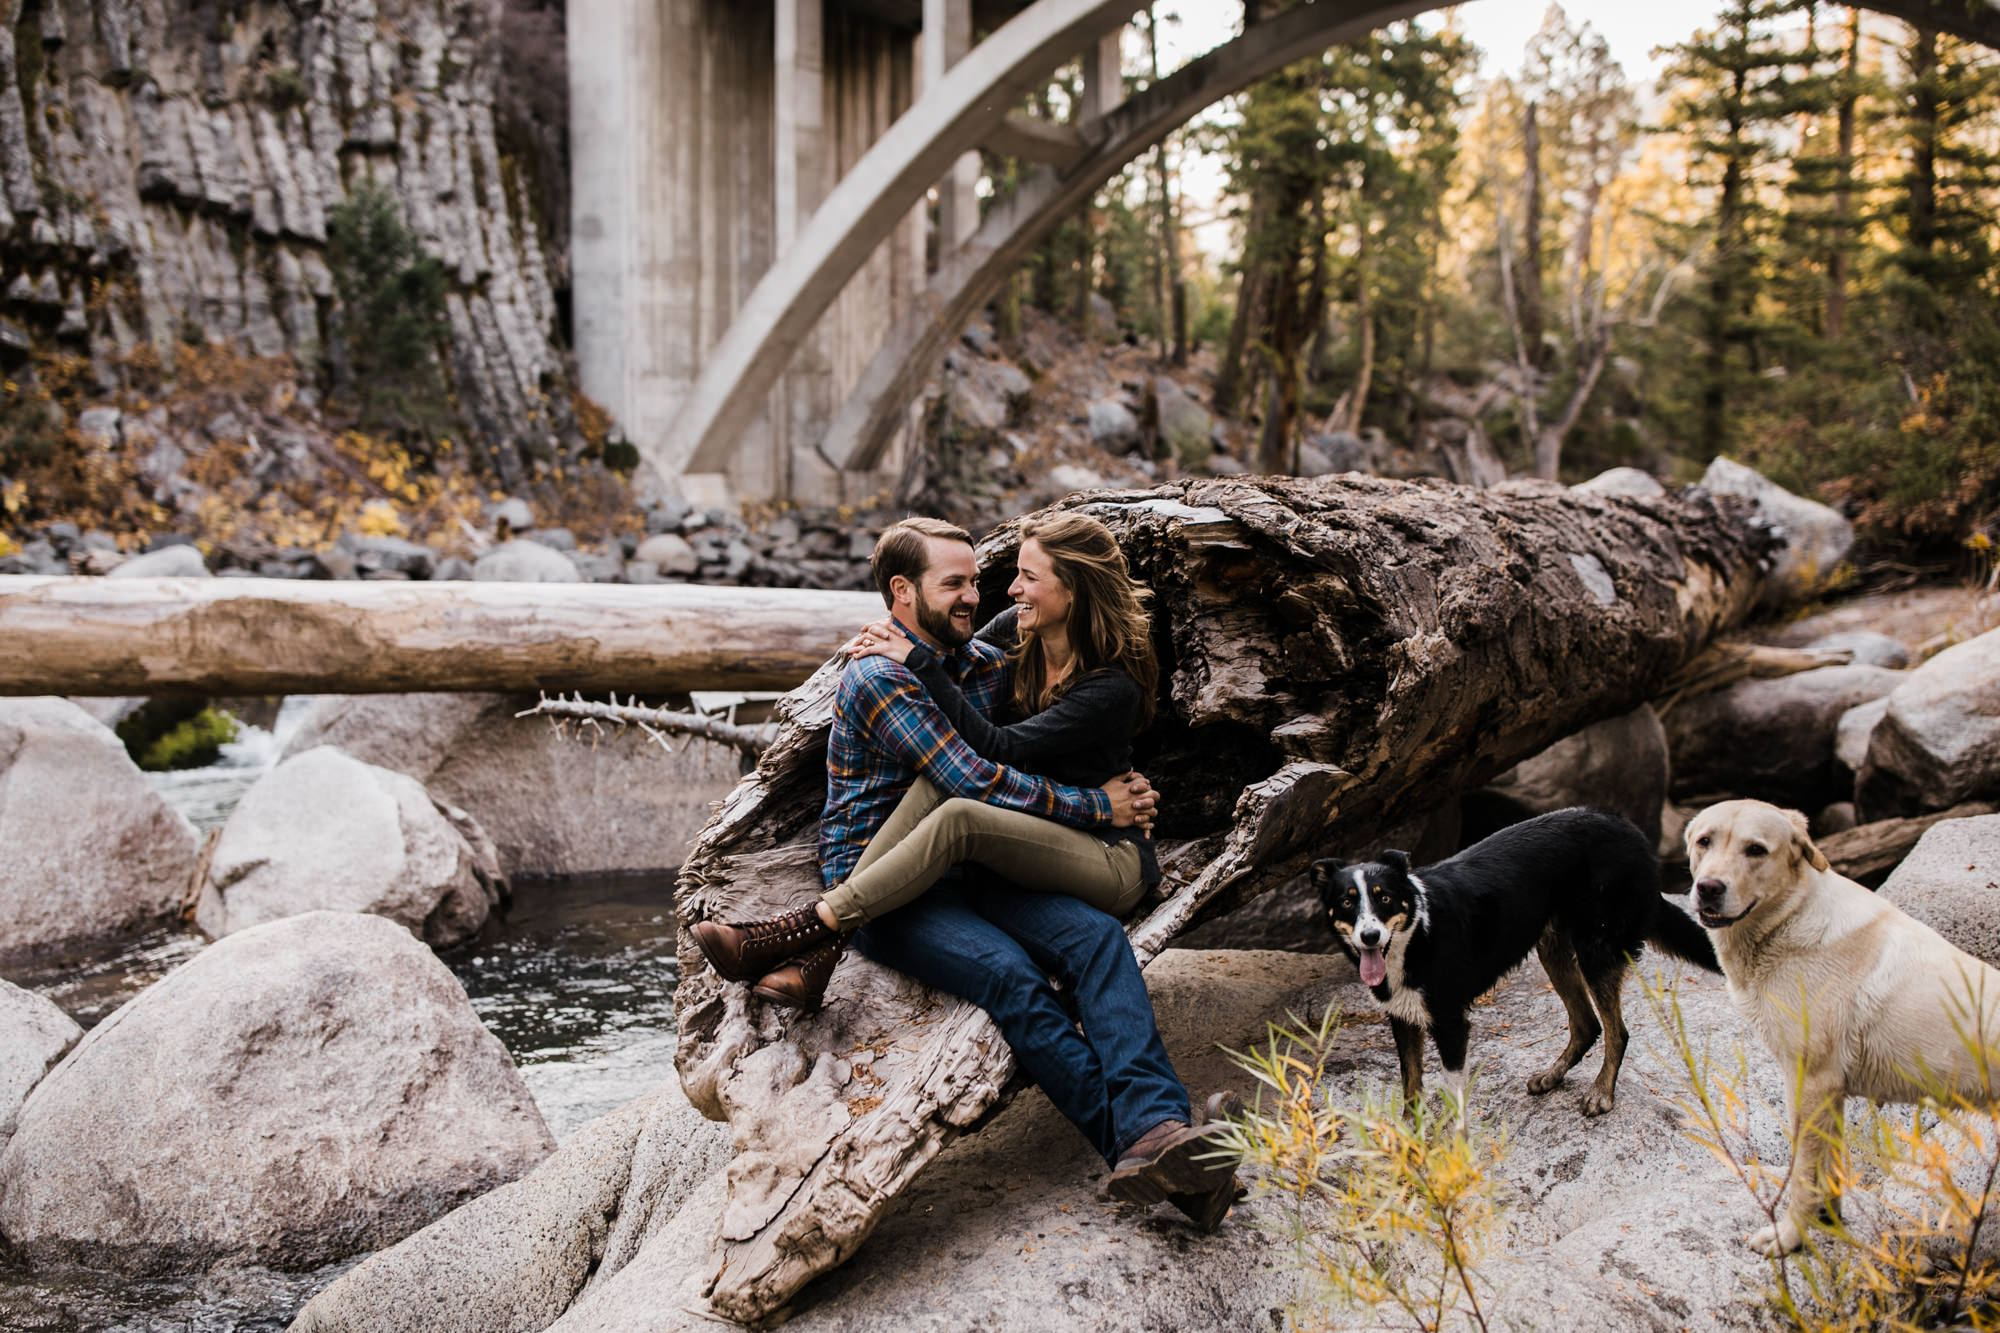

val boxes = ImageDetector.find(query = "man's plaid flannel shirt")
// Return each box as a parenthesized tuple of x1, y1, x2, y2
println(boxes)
(817, 620, 1113, 889)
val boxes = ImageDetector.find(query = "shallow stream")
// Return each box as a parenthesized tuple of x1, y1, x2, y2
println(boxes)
(1, 712, 685, 1331)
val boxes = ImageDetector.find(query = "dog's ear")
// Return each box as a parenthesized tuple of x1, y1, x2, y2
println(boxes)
(1380, 849, 1412, 876)
(1311, 859, 1346, 905)
(1785, 808, 1831, 872)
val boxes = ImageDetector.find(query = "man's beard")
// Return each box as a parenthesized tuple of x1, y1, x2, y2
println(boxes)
(913, 586, 973, 648)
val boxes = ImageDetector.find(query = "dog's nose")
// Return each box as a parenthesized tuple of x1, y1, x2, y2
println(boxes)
(1358, 927, 1381, 948)
(1695, 877, 1727, 904)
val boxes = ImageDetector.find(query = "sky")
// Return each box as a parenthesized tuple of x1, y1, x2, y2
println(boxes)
(1156, 1, 1714, 90)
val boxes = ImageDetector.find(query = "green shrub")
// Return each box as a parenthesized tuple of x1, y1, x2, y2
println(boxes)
(325, 181, 456, 446)
(117, 702, 240, 771)
(264, 67, 308, 113)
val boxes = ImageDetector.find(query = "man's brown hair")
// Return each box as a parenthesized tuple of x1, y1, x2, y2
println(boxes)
(870, 516, 972, 607)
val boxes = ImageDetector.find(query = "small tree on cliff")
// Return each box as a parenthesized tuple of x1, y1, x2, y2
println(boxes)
(325, 181, 454, 449)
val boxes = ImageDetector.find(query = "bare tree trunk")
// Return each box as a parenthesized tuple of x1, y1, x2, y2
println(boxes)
(1516, 100, 1547, 370)
(1497, 192, 1544, 460)
(994, 268, 1021, 341)
(1703, 61, 1750, 455)
(1071, 199, 1095, 333)
(1213, 205, 1269, 419)
(1826, 6, 1861, 340)
(2, 578, 883, 696)
(1346, 220, 1374, 435)
(675, 476, 1777, 1325)
(1533, 331, 1610, 479)
(1907, 24, 1940, 268)
(1145, 8, 1170, 362)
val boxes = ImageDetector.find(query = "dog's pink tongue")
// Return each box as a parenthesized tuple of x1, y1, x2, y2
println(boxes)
(1360, 948, 1387, 987)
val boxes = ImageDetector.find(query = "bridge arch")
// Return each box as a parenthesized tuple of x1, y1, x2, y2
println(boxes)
(654, 0, 2000, 483)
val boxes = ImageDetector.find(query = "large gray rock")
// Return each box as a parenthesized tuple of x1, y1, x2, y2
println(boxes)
(1665, 664, 1905, 809)
(944, 356, 1030, 432)
(194, 746, 506, 948)
(0, 912, 552, 1274)
(106, 543, 209, 577)
(288, 948, 1778, 1332)
(1836, 696, 1890, 775)
(1086, 399, 1141, 454)
(1152, 377, 1213, 469)
(280, 695, 745, 877)
(1878, 814, 2000, 964)
(1574, 466, 1666, 499)
(1699, 457, 1854, 604)
(1471, 705, 1671, 850)
(631, 532, 697, 578)
(0, 698, 197, 963)
(0, 980, 79, 1146)
(1858, 628, 2000, 818)
(291, 1076, 732, 1333)
(474, 539, 581, 583)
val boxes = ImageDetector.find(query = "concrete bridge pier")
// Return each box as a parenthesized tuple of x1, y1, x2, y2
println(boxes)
(568, 0, 930, 508)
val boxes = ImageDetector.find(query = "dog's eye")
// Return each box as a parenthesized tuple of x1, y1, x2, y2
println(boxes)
(1694, 835, 1711, 849)
(1745, 844, 1767, 858)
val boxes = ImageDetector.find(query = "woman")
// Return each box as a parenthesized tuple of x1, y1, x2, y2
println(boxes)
(691, 512, 1161, 1011)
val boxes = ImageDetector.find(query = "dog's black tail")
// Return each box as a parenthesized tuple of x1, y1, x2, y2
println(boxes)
(1647, 896, 1720, 973)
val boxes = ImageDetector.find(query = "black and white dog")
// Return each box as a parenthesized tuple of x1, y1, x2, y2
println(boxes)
(1313, 807, 1719, 1118)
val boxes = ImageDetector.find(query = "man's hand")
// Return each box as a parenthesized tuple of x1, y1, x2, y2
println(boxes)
(1103, 771, 1158, 832)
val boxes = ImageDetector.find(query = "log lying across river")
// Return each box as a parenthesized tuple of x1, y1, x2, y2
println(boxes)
(0, 576, 885, 696)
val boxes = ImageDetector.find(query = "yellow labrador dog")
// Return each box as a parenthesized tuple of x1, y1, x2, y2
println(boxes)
(1687, 799, 2000, 1255)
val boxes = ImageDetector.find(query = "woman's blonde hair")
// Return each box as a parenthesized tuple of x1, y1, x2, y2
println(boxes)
(1007, 513, 1158, 728)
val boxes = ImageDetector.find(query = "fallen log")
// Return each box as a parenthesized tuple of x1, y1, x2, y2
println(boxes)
(1819, 800, 1999, 882)
(673, 475, 1775, 1324)
(0, 577, 882, 696)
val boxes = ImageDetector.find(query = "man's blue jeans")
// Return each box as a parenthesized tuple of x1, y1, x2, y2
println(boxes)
(855, 876, 1190, 1165)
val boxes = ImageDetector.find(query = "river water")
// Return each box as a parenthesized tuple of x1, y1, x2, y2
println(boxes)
(0, 710, 685, 1331)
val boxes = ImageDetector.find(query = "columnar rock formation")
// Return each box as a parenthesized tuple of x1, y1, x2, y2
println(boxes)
(1, 0, 566, 480)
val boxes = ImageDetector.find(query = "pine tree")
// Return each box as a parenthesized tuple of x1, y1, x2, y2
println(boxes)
(1659, 0, 1822, 453)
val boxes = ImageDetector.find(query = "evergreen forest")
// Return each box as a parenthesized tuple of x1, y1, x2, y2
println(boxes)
(1012, 1, 2000, 566)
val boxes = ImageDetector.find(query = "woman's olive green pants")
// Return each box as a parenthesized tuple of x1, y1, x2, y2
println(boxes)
(821, 776, 1146, 928)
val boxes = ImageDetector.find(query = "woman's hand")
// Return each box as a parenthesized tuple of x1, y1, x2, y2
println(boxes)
(1102, 772, 1158, 831)
(843, 618, 914, 665)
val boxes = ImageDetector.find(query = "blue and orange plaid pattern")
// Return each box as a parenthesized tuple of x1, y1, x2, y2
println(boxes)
(817, 624, 1112, 887)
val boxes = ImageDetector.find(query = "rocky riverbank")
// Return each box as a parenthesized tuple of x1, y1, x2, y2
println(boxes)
(3, 462, 1998, 1327)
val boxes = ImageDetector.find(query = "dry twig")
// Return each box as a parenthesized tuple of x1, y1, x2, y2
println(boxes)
(516, 693, 778, 757)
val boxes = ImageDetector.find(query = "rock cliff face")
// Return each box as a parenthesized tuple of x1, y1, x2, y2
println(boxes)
(2, 0, 566, 479)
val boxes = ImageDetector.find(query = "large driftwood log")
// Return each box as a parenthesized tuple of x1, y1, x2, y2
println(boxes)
(674, 475, 1775, 1325)
(0, 577, 881, 696)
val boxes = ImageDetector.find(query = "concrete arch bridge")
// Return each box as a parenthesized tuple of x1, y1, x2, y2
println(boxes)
(569, 0, 2000, 506)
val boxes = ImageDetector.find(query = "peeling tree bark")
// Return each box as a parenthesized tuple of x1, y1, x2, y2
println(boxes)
(672, 475, 1775, 1325)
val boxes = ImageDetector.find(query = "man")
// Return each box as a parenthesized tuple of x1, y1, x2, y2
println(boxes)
(827, 516, 1236, 1221)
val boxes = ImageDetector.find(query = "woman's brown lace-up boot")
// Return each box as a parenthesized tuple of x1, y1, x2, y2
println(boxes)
(751, 934, 852, 1012)
(690, 904, 836, 982)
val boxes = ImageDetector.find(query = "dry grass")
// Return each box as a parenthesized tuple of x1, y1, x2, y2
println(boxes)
(1209, 1009, 1511, 1333)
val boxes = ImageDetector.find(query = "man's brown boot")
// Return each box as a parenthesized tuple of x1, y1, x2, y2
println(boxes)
(1106, 1118, 1238, 1207)
(751, 934, 850, 1012)
(1168, 1175, 1247, 1232)
(690, 904, 835, 982)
